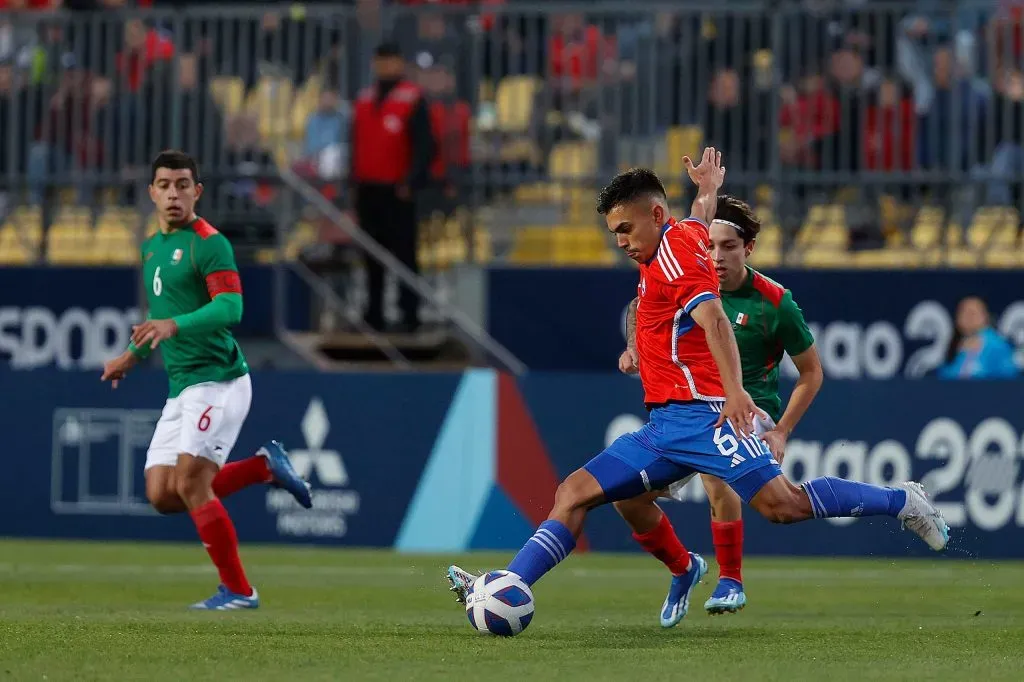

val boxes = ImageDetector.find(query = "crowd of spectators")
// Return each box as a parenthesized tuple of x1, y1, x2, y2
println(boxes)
(3, 1, 1024, 219)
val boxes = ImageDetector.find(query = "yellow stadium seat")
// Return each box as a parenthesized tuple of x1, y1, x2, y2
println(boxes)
(550, 225, 614, 265)
(509, 226, 552, 265)
(659, 126, 703, 176)
(473, 227, 493, 264)
(945, 248, 978, 268)
(284, 221, 317, 261)
(750, 224, 782, 268)
(514, 183, 554, 204)
(210, 76, 246, 118)
(967, 207, 1018, 249)
(549, 143, 597, 180)
(289, 74, 323, 141)
(47, 223, 96, 265)
(246, 76, 296, 141)
(851, 248, 921, 268)
(983, 248, 1022, 268)
(1, 206, 43, 249)
(796, 205, 846, 248)
(0, 225, 34, 264)
(801, 248, 848, 268)
(495, 76, 541, 134)
(910, 206, 944, 249)
(93, 222, 137, 265)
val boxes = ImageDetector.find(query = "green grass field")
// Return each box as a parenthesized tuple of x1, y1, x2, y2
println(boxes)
(0, 539, 1021, 681)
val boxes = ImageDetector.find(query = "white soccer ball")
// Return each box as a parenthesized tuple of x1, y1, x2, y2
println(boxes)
(465, 570, 535, 637)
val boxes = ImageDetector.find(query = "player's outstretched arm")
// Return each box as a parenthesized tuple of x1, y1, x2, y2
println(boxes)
(682, 147, 726, 226)
(690, 297, 765, 436)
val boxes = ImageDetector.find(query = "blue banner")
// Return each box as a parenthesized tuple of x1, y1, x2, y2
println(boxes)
(0, 267, 311, 370)
(1, 369, 1022, 558)
(486, 268, 1024, 377)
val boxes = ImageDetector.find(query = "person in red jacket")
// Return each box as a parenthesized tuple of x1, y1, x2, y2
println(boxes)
(350, 43, 436, 333)
(421, 55, 470, 215)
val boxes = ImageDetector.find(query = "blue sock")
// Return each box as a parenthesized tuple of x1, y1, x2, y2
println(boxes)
(801, 477, 907, 519)
(506, 520, 577, 586)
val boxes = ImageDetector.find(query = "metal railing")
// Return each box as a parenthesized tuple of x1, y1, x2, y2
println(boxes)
(1, 1, 1022, 265)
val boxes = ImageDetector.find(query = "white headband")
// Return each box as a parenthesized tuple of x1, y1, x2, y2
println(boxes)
(712, 219, 744, 234)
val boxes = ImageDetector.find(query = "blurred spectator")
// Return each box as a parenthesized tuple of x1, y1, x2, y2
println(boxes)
(421, 55, 470, 216)
(703, 66, 770, 173)
(299, 88, 349, 182)
(220, 111, 275, 209)
(164, 52, 222, 161)
(826, 44, 875, 172)
(28, 52, 110, 203)
(864, 76, 915, 172)
(938, 296, 1019, 379)
(116, 19, 173, 93)
(979, 68, 1024, 205)
(549, 13, 616, 90)
(779, 70, 838, 170)
(350, 43, 435, 333)
(918, 46, 989, 172)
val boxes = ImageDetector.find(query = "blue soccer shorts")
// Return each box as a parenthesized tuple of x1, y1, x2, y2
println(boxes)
(584, 401, 783, 504)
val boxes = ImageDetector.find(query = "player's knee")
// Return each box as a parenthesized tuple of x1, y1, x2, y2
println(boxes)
(552, 472, 601, 514)
(753, 492, 805, 524)
(175, 472, 212, 507)
(147, 489, 180, 515)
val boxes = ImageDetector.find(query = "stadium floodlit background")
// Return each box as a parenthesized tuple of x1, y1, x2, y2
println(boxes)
(1, 1, 1023, 680)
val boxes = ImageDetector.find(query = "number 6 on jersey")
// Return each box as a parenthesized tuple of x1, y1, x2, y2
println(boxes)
(153, 266, 163, 296)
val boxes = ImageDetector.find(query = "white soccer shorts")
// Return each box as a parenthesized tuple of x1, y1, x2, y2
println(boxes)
(663, 413, 777, 502)
(145, 373, 252, 470)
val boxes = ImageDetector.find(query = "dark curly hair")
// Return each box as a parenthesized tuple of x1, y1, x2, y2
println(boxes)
(596, 168, 667, 215)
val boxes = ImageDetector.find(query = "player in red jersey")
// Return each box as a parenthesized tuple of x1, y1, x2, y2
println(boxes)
(447, 149, 947, 625)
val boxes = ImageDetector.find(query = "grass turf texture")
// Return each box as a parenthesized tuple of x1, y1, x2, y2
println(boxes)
(0, 539, 1021, 681)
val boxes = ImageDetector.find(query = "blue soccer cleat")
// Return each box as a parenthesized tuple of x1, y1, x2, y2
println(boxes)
(446, 565, 480, 604)
(258, 440, 313, 509)
(190, 585, 260, 610)
(704, 577, 747, 615)
(660, 552, 707, 628)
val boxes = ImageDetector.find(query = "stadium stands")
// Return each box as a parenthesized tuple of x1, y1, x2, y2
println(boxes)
(0, 2, 1021, 269)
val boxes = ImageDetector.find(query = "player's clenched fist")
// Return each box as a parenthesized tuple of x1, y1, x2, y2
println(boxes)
(618, 347, 639, 375)
(131, 319, 179, 349)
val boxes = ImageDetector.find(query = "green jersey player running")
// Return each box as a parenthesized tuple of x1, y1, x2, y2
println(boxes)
(101, 150, 314, 610)
(614, 194, 824, 623)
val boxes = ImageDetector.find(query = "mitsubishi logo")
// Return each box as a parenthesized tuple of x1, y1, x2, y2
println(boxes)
(288, 398, 348, 486)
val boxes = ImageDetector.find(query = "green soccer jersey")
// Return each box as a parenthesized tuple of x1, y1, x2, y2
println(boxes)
(720, 266, 815, 422)
(140, 218, 248, 398)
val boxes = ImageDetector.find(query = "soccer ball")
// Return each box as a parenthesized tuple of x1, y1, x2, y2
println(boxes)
(465, 570, 535, 636)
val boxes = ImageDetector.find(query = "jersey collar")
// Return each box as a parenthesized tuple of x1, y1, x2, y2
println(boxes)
(645, 217, 678, 265)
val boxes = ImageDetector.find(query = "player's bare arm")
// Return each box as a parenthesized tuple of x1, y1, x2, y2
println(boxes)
(100, 350, 140, 389)
(690, 297, 765, 437)
(682, 147, 726, 226)
(618, 297, 639, 374)
(763, 345, 823, 461)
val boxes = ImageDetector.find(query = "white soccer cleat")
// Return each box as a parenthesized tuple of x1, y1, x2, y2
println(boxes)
(896, 481, 949, 551)
(446, 565, 479, 604)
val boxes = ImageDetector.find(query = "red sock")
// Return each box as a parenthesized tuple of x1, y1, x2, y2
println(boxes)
(212, 456, 271, 499)
(711, 519, 744, 583)
(190, 499, 252, 596)
(632, 513, 691, 576)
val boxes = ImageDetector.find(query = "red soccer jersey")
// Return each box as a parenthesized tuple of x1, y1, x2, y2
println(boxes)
(635, 217, 724, 405)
